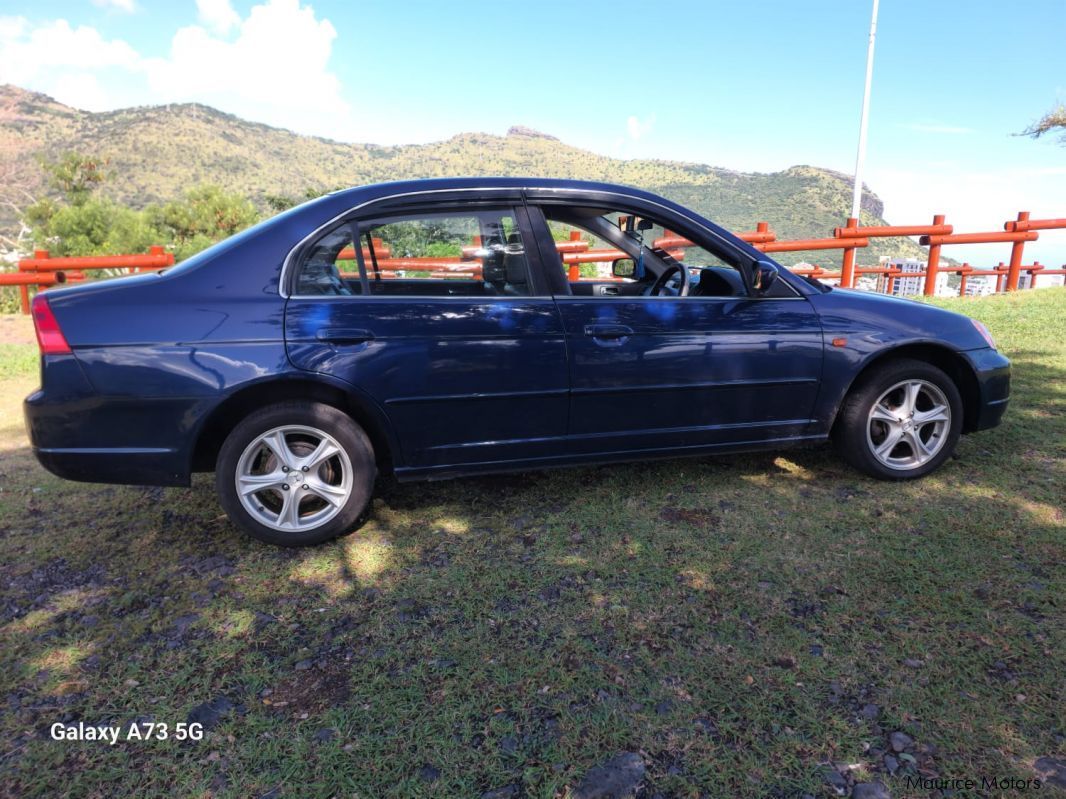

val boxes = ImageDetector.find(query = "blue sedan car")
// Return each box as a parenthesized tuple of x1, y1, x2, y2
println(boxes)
(25, 178, 1010, 546)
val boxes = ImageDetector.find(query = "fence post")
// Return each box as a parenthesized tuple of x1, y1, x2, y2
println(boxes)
(568, 230, 581, 282)
(958, 263, 969, 297)
(886, 268, 900, 295)
(840, 216, 858, 288)
(922, 214, 945, 296)
(1005, 211, 1029, 291)
(21, 250, 50, 314)
(147, 245, 165, 274)
(1029, 261, 1042, 289)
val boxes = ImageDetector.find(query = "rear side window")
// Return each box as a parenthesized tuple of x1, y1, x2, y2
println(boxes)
(295, 226, 360, 296)
(292, 208, 534, 298)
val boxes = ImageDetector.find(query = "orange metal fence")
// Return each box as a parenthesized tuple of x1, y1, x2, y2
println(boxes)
(11, 245, 174, 313)
(5, 212, 1064, 312)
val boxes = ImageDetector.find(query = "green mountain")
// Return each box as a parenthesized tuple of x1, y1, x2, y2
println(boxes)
(0, 84, 926, 265)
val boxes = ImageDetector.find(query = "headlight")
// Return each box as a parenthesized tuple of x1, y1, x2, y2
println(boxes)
(971, 319, 997, 350)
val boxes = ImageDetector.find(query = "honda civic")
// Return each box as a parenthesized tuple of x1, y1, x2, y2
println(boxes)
(24, 178, 1010, 545)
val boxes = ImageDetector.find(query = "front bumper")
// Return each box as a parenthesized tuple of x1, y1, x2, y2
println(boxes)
(963, 346, 1011, 432)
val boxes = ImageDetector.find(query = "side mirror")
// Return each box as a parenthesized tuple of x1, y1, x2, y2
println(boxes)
(612, 258, 636, 278)
(752, 260, 778, 294)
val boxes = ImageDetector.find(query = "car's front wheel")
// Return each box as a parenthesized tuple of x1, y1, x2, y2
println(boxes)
(216, 402, 375, 546)
(833, 358, 963, 480)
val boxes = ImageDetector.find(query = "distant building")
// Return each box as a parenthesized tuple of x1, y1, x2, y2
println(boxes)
(877, 258, 950, 297)
(964, 277, 995, 296)
(786, 262, 840, 285)
(855, 275, 880, 292)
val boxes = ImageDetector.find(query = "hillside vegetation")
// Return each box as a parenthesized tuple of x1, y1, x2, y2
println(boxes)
(0, 85, 929, 265)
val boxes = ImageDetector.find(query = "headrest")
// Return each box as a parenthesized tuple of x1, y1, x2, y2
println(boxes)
(478, 236, 504, 282)
(503, 233, 527, 283)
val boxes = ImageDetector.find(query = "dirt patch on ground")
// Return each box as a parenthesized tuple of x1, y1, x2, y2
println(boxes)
(263, 659, 352, 716)
(660, 507, 719, 529)
(0, 314, 35, 346)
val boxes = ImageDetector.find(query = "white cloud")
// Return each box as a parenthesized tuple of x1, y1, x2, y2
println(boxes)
(143, 0, 347, 136)
(0, 17, 141, 93)
(196, 0, 240, 35)
(92, 0, 136, 12)
(0, 1, 353, 137)
(626, 114, 655, 141)
(867, 164, 1066, 266)
(48, 72, 112, 111)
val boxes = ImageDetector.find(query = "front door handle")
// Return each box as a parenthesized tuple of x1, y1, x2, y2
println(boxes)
(584, 324, 633, 346)
(316, 328, 375, 344)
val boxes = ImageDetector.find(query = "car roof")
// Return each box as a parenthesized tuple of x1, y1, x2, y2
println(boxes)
(318, 176, 663, 206)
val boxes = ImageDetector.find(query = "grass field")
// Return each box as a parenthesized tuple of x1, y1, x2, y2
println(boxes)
(0, 289, 1063, 798)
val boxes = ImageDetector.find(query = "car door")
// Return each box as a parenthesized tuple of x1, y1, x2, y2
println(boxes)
(284, 200, 569, 473)
(525, 197, 824, 456)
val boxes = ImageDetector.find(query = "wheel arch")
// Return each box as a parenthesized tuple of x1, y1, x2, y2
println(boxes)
(831, 342, 981, 434)
(190, 376, 398, 475)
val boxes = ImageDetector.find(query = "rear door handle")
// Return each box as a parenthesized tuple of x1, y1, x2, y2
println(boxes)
(584, 324, 633, 346)
(316, 328, 375, 344)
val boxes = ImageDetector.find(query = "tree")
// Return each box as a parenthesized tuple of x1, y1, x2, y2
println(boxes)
(148, 185, 259, 259)
(263, 187, 333, 214)
(23, 154, 154, 257)
(28, 198, 157, 257)
(1021, 105, 1066, 143)
(39, 152, 109, 205)
(21, 153, 260, 261)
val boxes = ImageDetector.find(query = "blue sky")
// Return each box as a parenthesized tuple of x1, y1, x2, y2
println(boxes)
(2, 0, 1065, 264)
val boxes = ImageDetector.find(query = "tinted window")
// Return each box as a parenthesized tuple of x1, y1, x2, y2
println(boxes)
(294, 209, 534, 298)
(542, 207, 747, 298)
(363, 210, 531, 296)
(295, 225, 360, 296)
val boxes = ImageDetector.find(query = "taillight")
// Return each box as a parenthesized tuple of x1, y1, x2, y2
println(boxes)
(31, 294, 72, 355)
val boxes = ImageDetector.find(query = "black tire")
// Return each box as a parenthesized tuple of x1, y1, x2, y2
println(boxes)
(832, 358, 963, 480)
(215, 401, 375, 546)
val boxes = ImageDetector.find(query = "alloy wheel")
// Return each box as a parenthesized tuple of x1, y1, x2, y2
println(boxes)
(865, 379, 952, 470)
(234, 425, 353, 532)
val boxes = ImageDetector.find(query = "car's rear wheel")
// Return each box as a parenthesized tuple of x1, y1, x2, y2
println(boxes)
(833, 358, 963, 480)
(216, 402, 375, 546)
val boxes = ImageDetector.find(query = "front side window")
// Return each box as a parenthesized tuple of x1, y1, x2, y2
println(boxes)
(293, 208, 533, 297)
(542, 206, 747, 298)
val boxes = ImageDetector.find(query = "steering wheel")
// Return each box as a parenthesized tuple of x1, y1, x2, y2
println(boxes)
(645, 263, 690, 297)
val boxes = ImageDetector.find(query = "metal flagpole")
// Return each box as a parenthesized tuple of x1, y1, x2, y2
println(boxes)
(851, 0, 880, 219)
